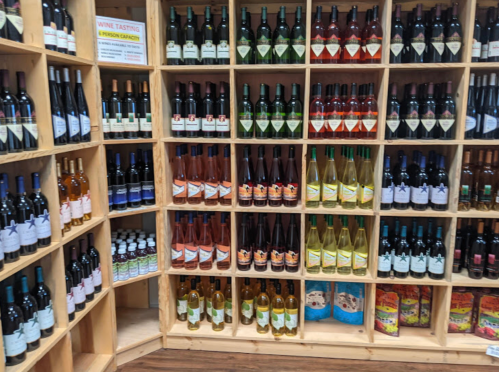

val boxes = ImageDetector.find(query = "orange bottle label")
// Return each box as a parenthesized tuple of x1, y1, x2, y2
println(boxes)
(238, 184, 253, 200)
(285, 251, 299, 267)
(254, 249, 268, 265)
(187, 181, 202, 198)
(219, 181, 232, 199)
(254, 184, 268, 200)
(271, 249, 284, 266)
(204, 181, 219, 199)
(237, 248, 252, 264)
(269, 184, 283, 200)
(216, 244, 230, 263)
(283, 183, 298, 201)
(173, 179, 186, 198)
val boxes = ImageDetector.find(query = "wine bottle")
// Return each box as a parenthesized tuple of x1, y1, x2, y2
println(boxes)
(380, 155, 394, 210)
(254, 145, 268, 206)
(408, 4, 425, 63)
(290, 6, 305, 64)
(385, 83, 401, 139)
(3, 285, 26, 366)
(60, 68, 80, 144)
(101, 81, 110, 140)
(285, 83, 302, 138)
(183, 7, 199, 65)
(61, 0, 75, 55)
(358, 147, 374, 209)
(87, 233, 101, 293)
(360, 9, 372, 62)
(273, 6, 290, 64)
(342, 5, 361, 63)
(419, 82, 437, 139)
(271, 84, 286, 138)
(237, 84, 253, 138)
(166, 6, 182, 65)
(482, 73, 497, 139)
(186, 146, 201, 204)
(305, 214, 320, 273)
(201, 82, 216, 137)
(171, 81, 184, 137)
(200, 6, 216, 65)
(237, 7, 255, 64)
(472, 12, 482, 62)
(378, 225, 391, 278)
(364, 5, 382, 63)
(468, 221, 486, 279)
(29, 172, 51, 248)
(42, 0, 57, 51)
(217, 6, 230, 65)
(266, 146, 281, 207)
(78, 238, 94, 302)
(403, 83, 420, 139)
(112, 153, 127, 210)
(5, 0, 23, 43)
(0, 178, 20, 262)
(65, 270, 75, 321)
(343, 83, 360, 138)
(252, 214, 267, 272)
(325, 6, 341, 63)
(238, 146, 253, 206)
(437, 81, 456, 139)
(0, 2, 5, 39)
(309, 83, 325, 138)
(410, 155, 430, 210)
(466, 74, 477, 138)
(52, 0, 69, 53)
(393, 225, 410, 278)
(171, 211, 185, 269)
(185, 82, 201, 138)
(256, 7, 272, 64)
(409, 225, 426, 279)
(65, 160, 83, 225)
(13, 176, 37, 255)
(458, 151, 473, 211)
(218, 145, 231, 205)
(306, 146, 320, 208)
(16, 71, 38, 150)
(390, 5, 404, 63)
(17, 275, 41, 351)
(255, 83, 270, 139)
(360, 83, 377, 138)
(310, 6, 326, 64)
(67, 245, 86, 311)
(215, 81, 230, 138)
(341, 147, 358, 209)
(325, 83, 342, 138)
(322, 146, 338, 208)
(125, 153, 141, 208)
(270, 214, 285, 272)
(1, 70, 22, 152)
(337, 216, 353, 274)
(31, 266, 54, 337)
(428, 4, 445, 63)
(430, 155, 449, 211)
(428, 226, 446, 280)
(477, 150, 494, 211)
(204, 147, 218, 205)
(122, 80, 138, 139)
(444, 3, 462, 62)
(237, 213, 252, 271)
(108, 79, 123, 139)
(393, 155, 410, 209)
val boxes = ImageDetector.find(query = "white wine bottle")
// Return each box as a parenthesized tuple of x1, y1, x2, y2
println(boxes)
(341, 147, 358, 209)
(305, 214, 322, 273)
(353, 216, 368, 276)
(306, 146, 320, 207)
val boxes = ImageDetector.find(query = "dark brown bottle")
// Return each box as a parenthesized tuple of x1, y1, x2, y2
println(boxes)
(254, 145, 268, 207)
(268, 146, 283, 207)
(283, 146, 299, 207)
(238, 146, 254, 207)
(270, 214, 285, 272)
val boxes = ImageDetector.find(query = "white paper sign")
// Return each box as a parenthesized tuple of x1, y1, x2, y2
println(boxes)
(96, 16, 147, 65)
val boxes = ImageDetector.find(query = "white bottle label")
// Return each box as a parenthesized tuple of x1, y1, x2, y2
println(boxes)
(139, 117, 152, 132)
(57, 30, 68, 49)
(483, 114, 497, 133)
(70, 198, 84, 219)
(405, 119, 420, 131)
(256, 120, 269, 132)
(212, 308, 224, 325)
(257, 309, 269, 328)
(241, 300, 254, 320)
(124, 115, 139, 132)
(421, 119, 436, 132)
(465, 116, 476, 131)
(271, 311, 285, 329)
(344, 119, 358, 131)
(102, 118, 110, 133)
(390, 43, 403, 56)
(481, 44, 489, 59)
(67, 33, 76, 52)
(188, 306, 200, 324)
(215, 116, 230, 132)
(82, 191, 91, 214)
(0, 125, 7, 143)
(24, 315, 41, 343)
(217, 41, 230, 59)
(110, 117, 124, 133)
(171, 115, 185, 131)
(310, 120, 324, 132)
(3, 324, 27, 357)
(488, 41, 499, 57)
(67, 290, 75, 315)
(428, 254, 445, 274)
(73, 280, 86, 304)
(285, 311, 298, 330)
(2, 220, 20, 253)
(128, 258, 139, 277)
(183, 42, 199, 59)
(394, 182, 410, 203)
(411, 42, 426, 55)
(185, 115, 201, 131)
(237, 45, 251, 58)
(431, 42, 445, 55)
(23, 122, 38, 140)
(83, 276, 94, 295)
(472, 40, 481, 57)
(345, 44, 360, 57)
(148, 253, 158, 272)
(381, 185, 394, 203)
(166, 41, 182, 59)
(202, 115, 216, 132)
(430, 184, 448, 205)
(386, 119, 400, 132)
(44, 25, 57, 46)
(378, 252, 392, 272)
(67, 114, 80, 137)
(62, 200, 71, 223)
(311, 44, 325, 57)
(411, 253, 427, 273)
(35, 210, 51, 239)
(393, 254, 410, 273)
(439, 119, 454, 132)
(201, 41, 217, 59)
(18, 217, 37, 246)
(410, 184, 429, 204)
(240, 120, 253, 132)
(80, 115, 91, 136)
(271, 120, 285, 132)
(38, 300, 55, 330)
(293, 44, 306, 57)
(177, 299, 187, 315)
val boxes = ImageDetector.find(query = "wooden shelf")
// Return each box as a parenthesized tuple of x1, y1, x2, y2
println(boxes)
(389, 63, 466, 70)
(68, 288, 110, 332)
(72, 353, 114, 372)
(375, 276, 450, 286)
(104, 139, 158, 145)
(109, 205, 160, 219)
(169, 319, 233, 339)
(303, 318, 370, 345)
(303, 270, 374, 283)
(61, 216, 106, 245)
(113, 271, 161, 288)
(235, 323, 299, 342)
(236, 264, 300, 280)
(116, 308, 161, 354)
(98, 61, 154, 72)
(451, 272, 499, 287)
(45, 50, 94, 65)
(167, 267, 232, 277)
(0, 38, 42, 55)
(379, 209, 454, 218)
(374, 327, 441, 350)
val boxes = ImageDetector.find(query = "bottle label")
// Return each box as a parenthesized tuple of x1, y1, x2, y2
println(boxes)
(341, 184, 357, 203)
(216, 244, 230, 263)
(171, 114, 185, 131)
(353, 252, 367, 270)
(310, 35, 325, 57)
(118, 261, 129, 281)
(410, 184, 429, 204)
(393, 253, 410, 272)
(430, 35, 445, 55)
(306, 184, 320, 202)
(93, 264, 102, 286)
(238, 184, 253, 200)
(459, 184, 470, 203)
(271, 249, 284, 266)
(177, 299, 187, 315)
(239, 119, 253, 132)
(272, 310, 285, 329)
(82, 191, 91, 214)
(215, 115, 230, 132)
(212, 307, 224, 325)
(185, 114, 201, 131)
(199, 245, 214, 263)
(225, 300, 232, 317)
(257, 307, 270, 328)
(310, 119, 324, 132)
(2, 220, 20, 253)
(141, 180, 155, 201)
(67, 290, 75, 315)
(270, 182, 283, 200)
(124, 114, 139, 132)
(110, 114, 124, 132)
(57, 29, 68, 49)
(381, 185, 394, 203)
(242, 299, 254, 320)
(328, 115, 343, 131)
(366, 35, 382, 56)
(487, 41, 499, 57)
(113, 185, 128, 205)
(481, 43, 489, 59)
(326, 35, 340, 57)
(360, 185, 374, 203)
(274, 35, 289, 57)
(167, 41, 182, 59)
(411, 253, 427, 273)
(286, 118, 302, 133)
(172, 243, 185, 261)
(183, 41, 199, 59)
(79, 114, 91, 136)
(127, 182, 142, 203)
(257, 35, 271, 57)
(73, 279, 86, 304)
(24, 314, 41, 343)
(139, 114, 152, 132)
(465, 116, 476, 131)
(184, 244, 198, 263)
(344, 36, 360, 57)
(67, 114, 80, 137)
(344, 116, 359, 132)
(322, 183, 337, 202)
(483, 114, 497, 134)
(217, 40, 230, 59)
(386, 119, 400, 133)
(201, 40, 217, 59)
(18, 216, 37, 246)
(70, 198, 84, 219)
(394, 182, 410, 203)
(254, 249, 268, 266)
(237, 37, 252, 58)
(271, 119, 285, 132)
(283, 183, 298, 201)
(113, 262, 118, 282)
(44, 24, 57, 46)
(285, 308, 298, 330)
(307, 249, 320, 267)
(285, 250, 299, 267)
(438, 115, 455, 132)
(35, 209, 51, 239)
(52, 115, 67, 138)
(187, 181, 202, 198)
(84, 276, 95, 294)
(62, 199, 71, 223)
(188, 306, 200, 324)
(237, 247, 251, 265)
(479, 185, 492, 203)
(378, 252, 391, 272)
(322, 250, 336, 268)
(405, 118, 420, 131)
(446, 36, 461, 55)
(472, 40, 481, 58)
(292, 39, 306, 58)
(219, 181, 232, 199)
(7, 122, 23, 141)
(430, 183, 448, 205)
(428, 254, 445, 274)
(254, 184, 268, 200)
(337, 249, 352, 268)
(3, 324, 27, 357)
(204, 182, 218, 199)
(0, 125, 7, 144)
(102, 116, 110, 133)
(256, 117, 270, 132)
(202, 115, 216, 132)
(128, 258, 138, 277)
(421, 117, 437, 132)
(411, 38, 426, 56)
(390, 37, 404, 57)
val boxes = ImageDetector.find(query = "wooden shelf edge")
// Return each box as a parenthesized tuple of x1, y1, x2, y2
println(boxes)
(116, 332, 163, 355)
(45, 50, 95, 65)
(104, 139, 158, 145)
(116, 336, 163, 367)
(68, 288, 110, 332)
(109, 205, 159, 219)
(0, 39, 43, 55)
(113, 271, 161, 288)
(98, 61, 155, 71)
(166, 267, 232, 277)
(61, 216, 107, 245)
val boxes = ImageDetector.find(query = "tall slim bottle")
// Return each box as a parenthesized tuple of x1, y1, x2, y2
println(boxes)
(322, 215, 336, 273)
(409, 4, 426, 63)
(200, 6, 216, 65)
(16, 71, 38, 150)
(1, 70, 22, 152)
(390, 5, 404, 63)
(271, 84, 286, 139)
(187, 279, 200, 330)
(61, 68, 80, 144)
(183, 7, 199, 65)
(187, 146, 202, 204)
(364, 5, 383, 63)
(73, 70, 90, 142)
(283, 145, 299, 207)
(238, 146, 254, 206)
(29, 173, 51, 247)
(217, 6, 230, 65)
(326, 6, 341, 63)
(309, 84, 325, 138)
(31, 266, 54, 337)
(2, 285, 26, 366)
(14, 176, 37, 255)
(290, 6, 306, 64)
(341, 147, 358, 209)
(353, 216, 368, 276)
(306, 215, 321, 274)
(306, 146, 320, 207)
(123, 80, 138, 139)
(337, 216, 353, 274)
(256, 7, 272, 64)
(343, 6, 361, 63)
(255, 84, 270, 139)
(236, 8, 255, 64)
(273, 6, 290, 64)
(271, 214, 285, 272)
(108, 79, 123, 139)
(322, 146, 338, 208)
(76, 158, 91, 220)
(310, 6, 326, 63)
(237, 84, 253, 138)
(65, 160, 83, 225)
(428, 4, 445, 63)
(358, 147, 374, 209)
(204, 147, 218, 205)
(444, 3, 462, 62)
(343, 83, 360, 138)
(438, 81, 456, 139)
(78, 238, 94, 302)
(256, 280, 270, 334)
(393, 225, 410, 278)
(212, 279, 225, 331)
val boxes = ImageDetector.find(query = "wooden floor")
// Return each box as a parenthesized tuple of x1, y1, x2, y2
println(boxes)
(117, 349, 492, 371)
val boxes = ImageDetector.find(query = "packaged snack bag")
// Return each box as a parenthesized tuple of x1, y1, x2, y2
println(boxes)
(419, 285, 432, 328)
(474, 292, 499, 341)
(394, 285, 420, 327)
(333, 282, 365, 325)
(448, 287, 474, 333)
(375, 286, 400, 337)
(305, 281, 331, 321)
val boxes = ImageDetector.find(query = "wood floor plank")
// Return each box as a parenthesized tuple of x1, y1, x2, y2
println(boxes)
(117, 349, 492, 372)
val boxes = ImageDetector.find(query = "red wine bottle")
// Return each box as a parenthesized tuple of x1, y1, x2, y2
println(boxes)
(437, 81, 456, 139)
(410, 225, 427, 279)
(29, 172, 51, 248)
(409, 4, 425, 63)
(2, 285, 26, 366)
(472, 13, 481, 62)
(31, 266, 54, 337)
(17, 275, 40, 351)
(378, 225, 391, 278)
(53, 0, 67, 53)
(79, 238, 95, 302)
(200, 6, 216, 65)
(444, 3, 462, 63)
(67, 245, 86, 311)
(403, 83, 420, 139)
(238, 145, 253, 207)
(1, 70, 23, 153)
(285, 214, 299, 272)
(393, 226, 410, 278)
(270, 214, 285, 272)
(15, 176, 37, 255)
(61, 0, 76, 55)
(237, 213, 252, 271)
(87, 233, 102, 293)
(42, 0, 57, 50)
(202, 81, 216, 137)
(5, 0, 23, 43)
(420, 82, 437, 139)
(428, 4, 445, 63)
(74, 70, 91, 142)
(390, 5, 404, 63)
(283, 145, 299, 207)
(0, 178, 20, 263)
(380, 155, 394, 210)
(411, 155, 429, 211)
(269, 146, 283, 207)
(62, 68, 80, 143)
(171, 81, 185, 138)
(430, 155, 449, 211)
(16, 72, 38, 150)
(65, 270, 75, 321)
(385, 83, 400, 139)
(254, 145, 268, 207)
(393, 155, 410, 210)
(185, 82, 201, 138)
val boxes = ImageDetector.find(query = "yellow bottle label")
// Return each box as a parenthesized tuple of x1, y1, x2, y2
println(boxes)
(353, 252, 368, 269)
(337, 249, 352, 268)
(341, 184, 357, 202)
(360, 185, 374, 203)
(322, 183, 338, 202)
(322, 250, 337, 267)
(307, 250, 321, 267)
(306, 184, 320, 201)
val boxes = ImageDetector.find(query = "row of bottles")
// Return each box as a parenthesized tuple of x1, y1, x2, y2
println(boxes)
(102, 79, 152, 140)
(378, 218, 446, 280)
(0, 70, 38, 153)
(49, 67, 91, 145)
(106, 149, 155, 211)
(385, 81, 456, 140)
(42, 0, 76, 55)
(381, 150, 449, 211)
(311, 5, 382, 64)
(171, 211, 230, 271)
(237, 83, 303, 139)
(171, 81, 229, 139)
(309, 82, 377, 139)
(454, 218, 499, 280)
(0, 0, 23, 43)
(459, 148, 499, 212)
(2, 267, 54, 366)
(474, 5, 499, 62)
(236, 6, 305, 65)
(466, 73, 499, 139)
(238, 145, 299, 207)
(177, 276, 232, 331)
(390, 3, 462, 63)
(237, 213, 299, 273)
(240, 278, 298, 336)
(56, 157, 92, 234)
(0, 173, 51, 266)
(112, 229, 157, 282)
(307, 145, 374, 210)
(306, 215, 368, 276)
(65, 233, 102, 319)
(173, 144, 231, 206)
(166, 6, 230, 65)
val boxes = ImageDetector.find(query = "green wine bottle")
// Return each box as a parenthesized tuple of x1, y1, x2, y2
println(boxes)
(271, 84, 287, 139)
(255, 84, 271, 139)
(237, 8, 255, 64)
(290, 6, 306, 64)
(237, 84, 254, 138)
(273, 6, 290, 64)
(256, 7, 272, 64)
(286, 83, 303, 138)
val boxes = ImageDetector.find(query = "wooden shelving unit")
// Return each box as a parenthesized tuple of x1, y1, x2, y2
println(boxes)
(1, 0, 498, 370)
